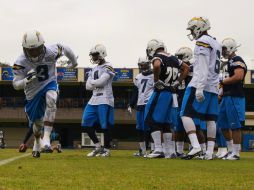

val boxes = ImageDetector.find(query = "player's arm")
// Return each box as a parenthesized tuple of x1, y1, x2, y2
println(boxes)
(221, 64, 245, 85)
(178, 62, 189, 83)
(153, 59, 161, 82)
(90, 65, 115, 88)
(12, 64, 36, 90)
(194, 40, 212, 93)
(57, 44, 78, 68)
(86, 72, 95, 91)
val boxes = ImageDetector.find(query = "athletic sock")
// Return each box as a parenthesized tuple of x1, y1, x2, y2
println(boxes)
(188, 133, 200, 149)
(226, 140, 233, 153)
(43, 126, 52, 146)
(176, 141, 184, 154)
(151, 131, 162, 152)
(206, 141, 215, 155)
(233, 144, 241, 157)
(139, 141, 146, 153)
(200, 143, 207, 154)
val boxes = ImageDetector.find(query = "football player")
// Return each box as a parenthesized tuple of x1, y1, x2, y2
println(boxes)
(144, 39, 189, 158)
(217, 38, 247, 160)
(128, 57, 154, 157)
(82, 44, 115, 157)
(175, 47, 207, 158)
(180, 17, 221, 160)
(13, 30, 78, 158)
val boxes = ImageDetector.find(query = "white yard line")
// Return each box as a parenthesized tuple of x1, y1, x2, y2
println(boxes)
(0, 153, 30, 166)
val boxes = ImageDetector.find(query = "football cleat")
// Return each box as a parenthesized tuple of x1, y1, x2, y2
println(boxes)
(42, 145, 53, 153)
(32, 151, 40, 158)
(202, 154, 213, 160)
(222, 152, 233, 160)
(224, 154, 240, 160)
(56, 144, 62, 153)
(215, 148, 228, 159)
(19, 143, 28, 153)
(176, 152, 186, 159)
(133, 149, 146, 157)
(182, 147, 201, 160)
(97, 149, 110, 157)
(87, 147, 103, 157)
(147, 151, 164, 158)
(165, 153, 177, 159)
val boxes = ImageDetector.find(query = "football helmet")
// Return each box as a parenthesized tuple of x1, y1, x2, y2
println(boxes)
(221, 38, 240, 58)
(22, 30, 46, 62)
(138, 57, 151, 73)
(187, 17, 211, 41)
(175, 47, 193, 62)
(89, 44, 107, 64)
(146, 39, 165, 60)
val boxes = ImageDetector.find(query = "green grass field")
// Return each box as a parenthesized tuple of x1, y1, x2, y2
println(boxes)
(0, 149, 254, 190)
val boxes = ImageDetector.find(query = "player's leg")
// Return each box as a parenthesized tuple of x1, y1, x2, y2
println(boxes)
(146, 91, 172, 158)
(203, 93, 218, 160)
(81, 104, 102, 157)
(215, 127, 228, 159)
(42, 90, 58, 152)
(19, 122, 33, 153)
(180, 87, 202, 159)
(225, 97, 245, 160)
(133, 109, 147, 156)
(194, 118, 207, 157)
(32, 120, 44, 158)
(97, 104, 114, 157)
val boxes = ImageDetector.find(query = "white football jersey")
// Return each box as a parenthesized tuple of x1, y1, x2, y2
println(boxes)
(13, 44, 65, 100)
(188, 35, 221, 94)
(88, 62, 115, 107)
(134, 72, 154, 106)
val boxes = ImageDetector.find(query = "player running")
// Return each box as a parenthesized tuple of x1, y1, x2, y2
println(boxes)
(13, 30, 78, 158)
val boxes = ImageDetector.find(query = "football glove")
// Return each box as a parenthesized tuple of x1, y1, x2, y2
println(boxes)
(195, 88, 205, 102)
(127, 105, 132, 115)
(25, 69, 37, 84)
(154, 80, 167, 90)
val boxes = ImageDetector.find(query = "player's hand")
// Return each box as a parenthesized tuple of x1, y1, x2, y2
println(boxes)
(25, 69, 37, 84)
(66, 56, 78, 68)
(154, 80, 166, 90)
(127, 105, 132, 115)
(66, 61, 78, 69)
(172, 80, 180, 91)
(195, 88, 205, 102)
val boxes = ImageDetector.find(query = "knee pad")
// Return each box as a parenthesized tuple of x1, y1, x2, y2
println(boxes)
(44, 90, 58, 122)
(207, 121, 216, 139)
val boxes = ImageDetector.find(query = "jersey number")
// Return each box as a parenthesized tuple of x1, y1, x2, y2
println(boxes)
(141, 79, 148, 93)
(94, 70, 99, 80)
(36, 65, 49, 82)
(214, 50, 221, 74)
(165, 67, 178, 84)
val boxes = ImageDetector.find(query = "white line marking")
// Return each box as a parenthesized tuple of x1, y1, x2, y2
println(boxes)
(0, 153, 30, 166)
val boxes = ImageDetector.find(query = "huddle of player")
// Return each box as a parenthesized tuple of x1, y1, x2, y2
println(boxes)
(128, 17, 247, 160)
(13, 16, 246, 160)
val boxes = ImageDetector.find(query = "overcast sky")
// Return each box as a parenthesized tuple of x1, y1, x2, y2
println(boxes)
(0, 0, 253, 69)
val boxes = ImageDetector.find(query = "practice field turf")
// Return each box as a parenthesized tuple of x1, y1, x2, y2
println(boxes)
(0, 149, 254, 190)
